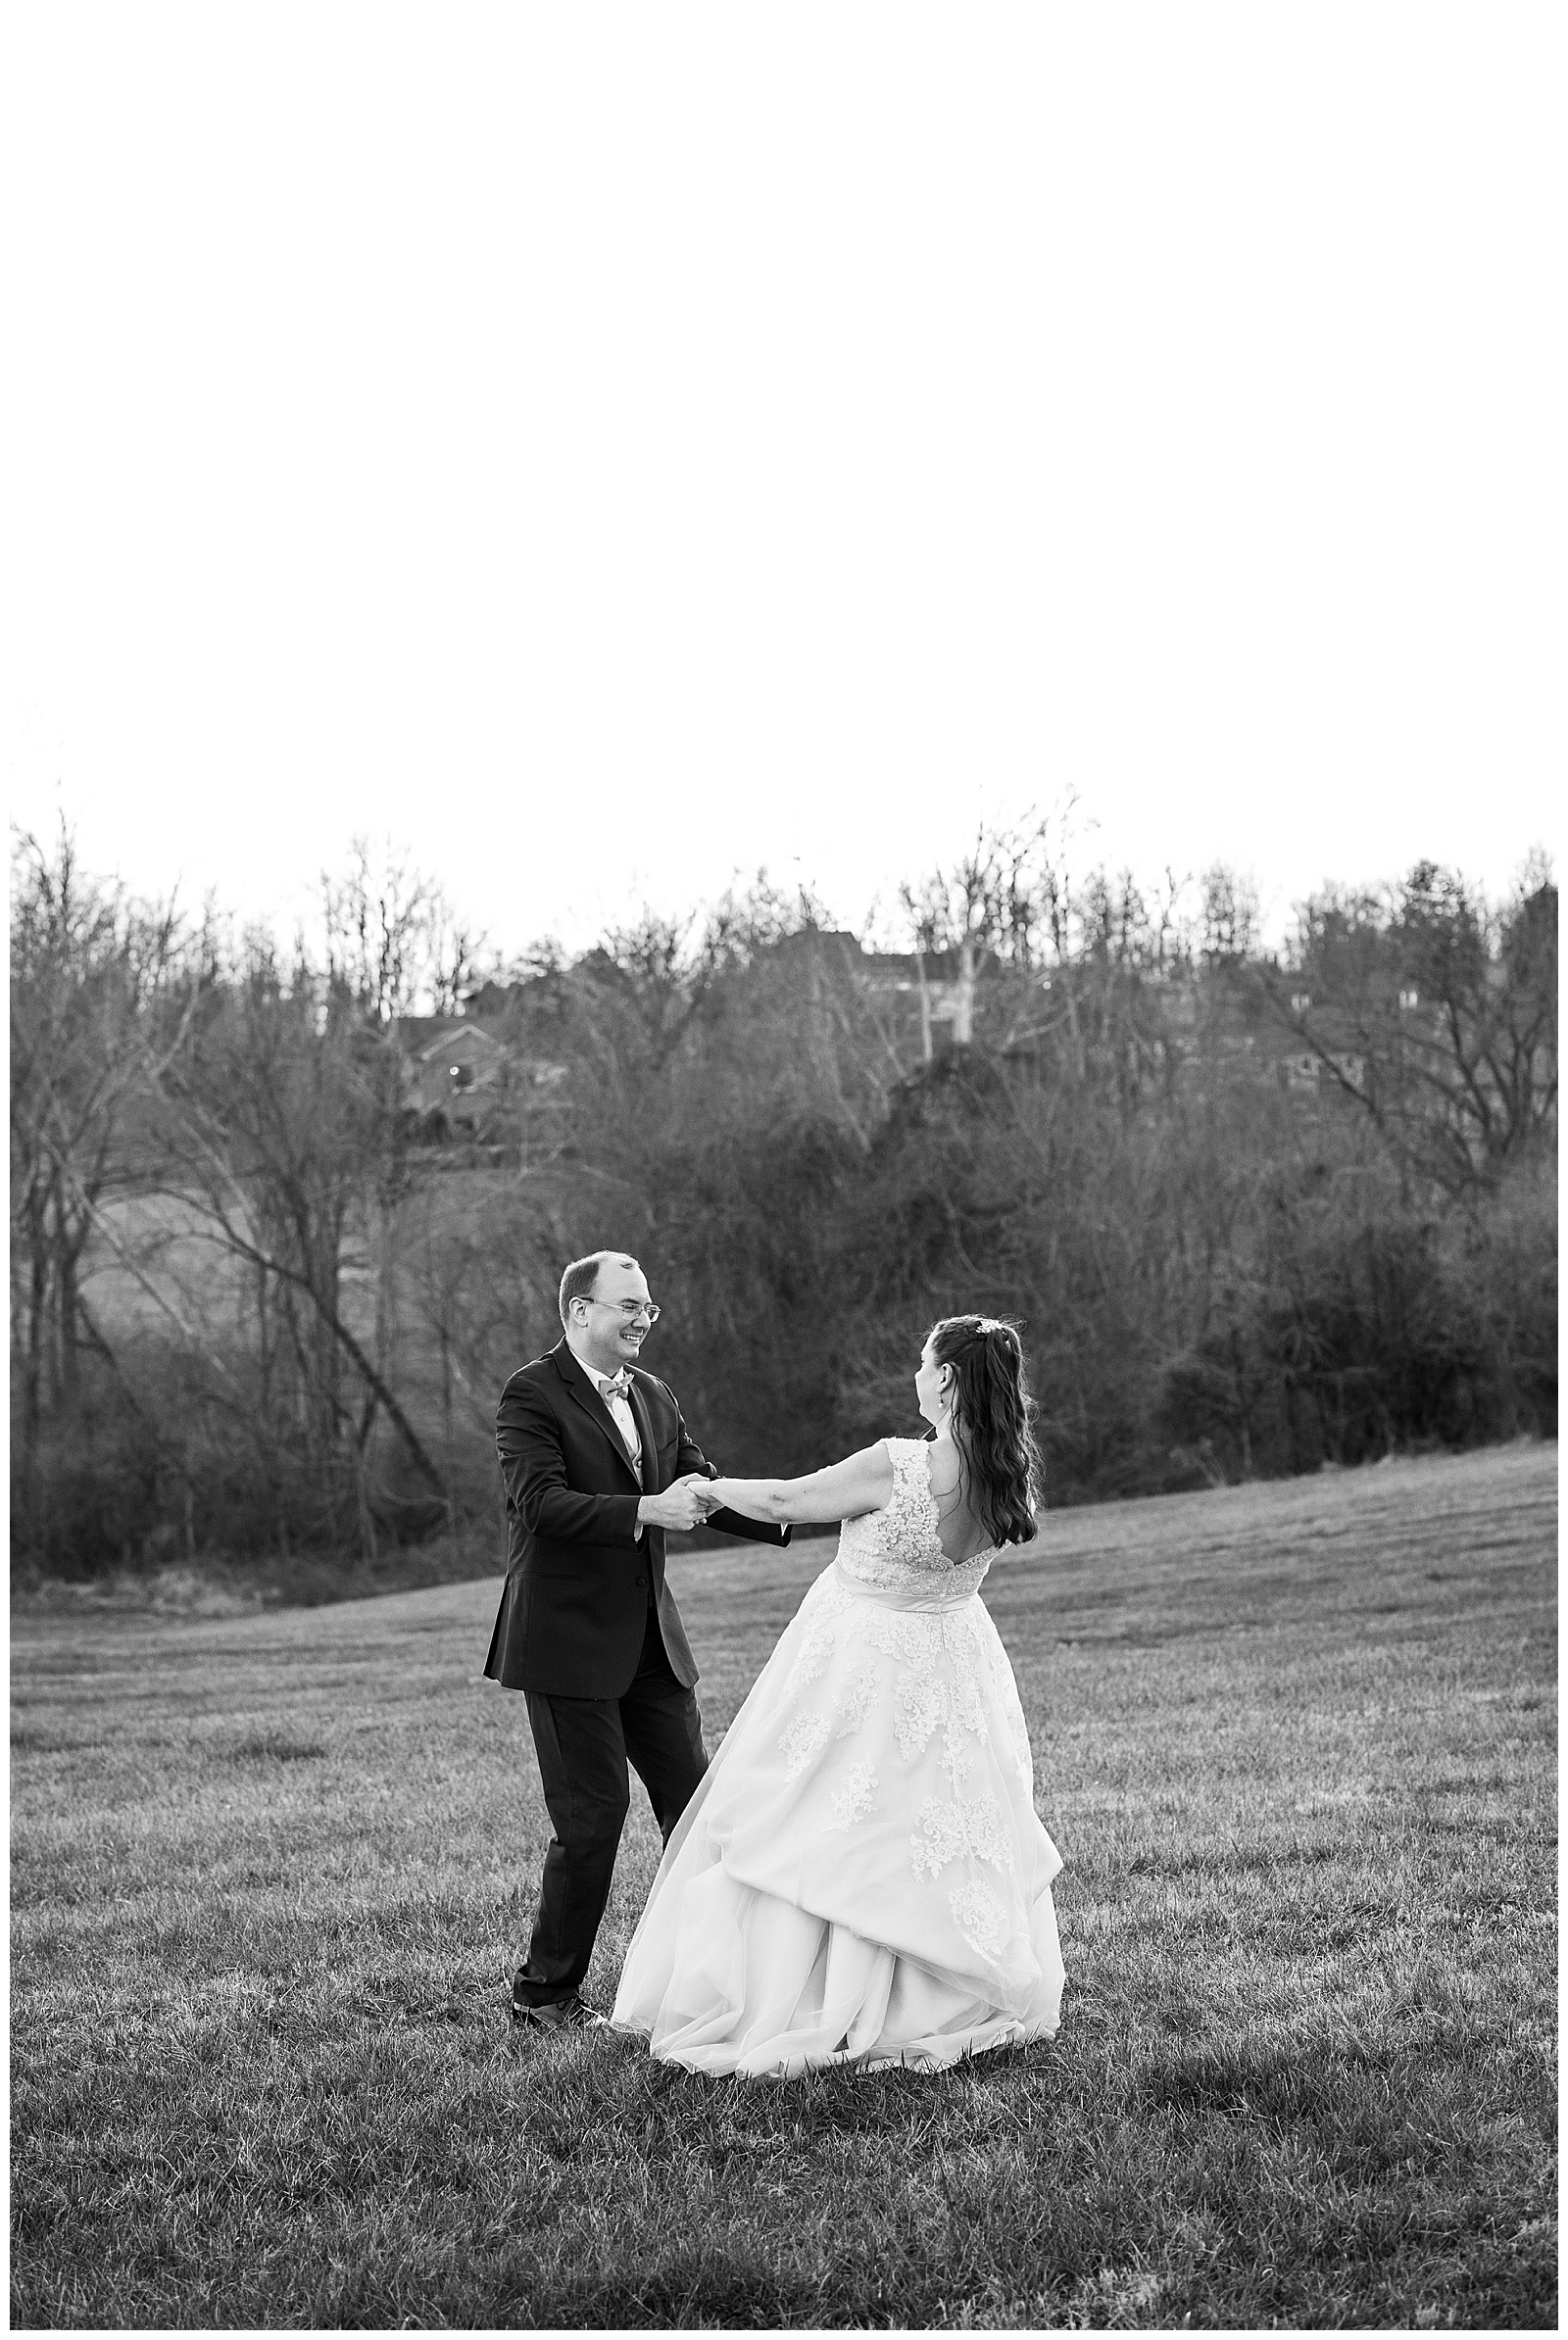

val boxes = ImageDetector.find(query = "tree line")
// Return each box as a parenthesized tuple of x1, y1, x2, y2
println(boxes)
(9, 818, 1556, 1580)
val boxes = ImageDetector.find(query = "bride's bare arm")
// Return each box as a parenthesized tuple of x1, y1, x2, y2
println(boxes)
(705, 1442, 896, 1526)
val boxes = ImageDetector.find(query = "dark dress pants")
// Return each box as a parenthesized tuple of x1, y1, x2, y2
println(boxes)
(514, 1603, 708, 2008)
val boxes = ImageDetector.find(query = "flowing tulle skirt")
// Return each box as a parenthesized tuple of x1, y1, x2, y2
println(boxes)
(612, 1562, 1065, 2077)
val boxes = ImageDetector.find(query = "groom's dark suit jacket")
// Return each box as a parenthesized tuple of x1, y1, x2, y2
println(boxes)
(483, 1340, 788, 1699)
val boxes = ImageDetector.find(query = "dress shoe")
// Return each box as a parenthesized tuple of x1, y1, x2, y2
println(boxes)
(510, 1991, 608, 2033)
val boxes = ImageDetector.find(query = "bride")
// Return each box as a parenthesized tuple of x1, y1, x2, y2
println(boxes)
(612, 1314, 1065, 2077)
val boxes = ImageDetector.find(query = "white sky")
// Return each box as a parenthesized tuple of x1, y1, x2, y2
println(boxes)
(4, 4, 1562, 962)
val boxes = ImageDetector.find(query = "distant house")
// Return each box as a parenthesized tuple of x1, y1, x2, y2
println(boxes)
(1275, 1024, 1367, 1096)
(1283, 1048, 1366, 1092)
(770, 930, 1003, 1058)
(389, 1018, 509, 1126)
(389, 1014, 574, 1158)
(453, 930, 1005, 1074)
(455, 978, 530, 1022)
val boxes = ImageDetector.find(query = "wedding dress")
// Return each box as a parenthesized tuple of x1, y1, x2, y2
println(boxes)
(612, 1438, 1064, 2076)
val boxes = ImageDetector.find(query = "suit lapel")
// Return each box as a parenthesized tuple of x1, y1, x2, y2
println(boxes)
(552, 1343, 643, 1490)
(627, 1381, 659, 1494)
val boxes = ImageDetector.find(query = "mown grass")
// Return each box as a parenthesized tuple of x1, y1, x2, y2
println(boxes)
(10, 1443, 1557, 2329)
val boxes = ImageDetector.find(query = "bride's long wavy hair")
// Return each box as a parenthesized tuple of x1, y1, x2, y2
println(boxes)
(930, 1315, 1043, 1545)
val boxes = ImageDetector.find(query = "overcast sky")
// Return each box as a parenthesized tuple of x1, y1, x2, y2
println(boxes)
(4, 5, 1561, 962)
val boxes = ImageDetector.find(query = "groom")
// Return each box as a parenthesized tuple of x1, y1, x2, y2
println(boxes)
(483, 1248, 790, 2030)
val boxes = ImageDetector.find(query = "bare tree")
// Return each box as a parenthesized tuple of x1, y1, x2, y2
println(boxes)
(319, 835, 494, 1021)
(151, 931, 447, 1553)
(9, 825, 192, 1517)
(1264, 859, 1557, 1195)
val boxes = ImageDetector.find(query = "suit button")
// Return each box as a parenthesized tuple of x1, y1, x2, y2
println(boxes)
(635, 1575, 647, 1589)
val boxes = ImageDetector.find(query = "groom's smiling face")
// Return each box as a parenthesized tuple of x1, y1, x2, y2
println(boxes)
(573, 1258, 658, 1378)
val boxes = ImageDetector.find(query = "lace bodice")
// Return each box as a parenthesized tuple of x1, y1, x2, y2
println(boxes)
(834, 1438, 998, 1601)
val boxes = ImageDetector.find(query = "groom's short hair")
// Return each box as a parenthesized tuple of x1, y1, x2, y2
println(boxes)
(559, 1250, 640, 1327)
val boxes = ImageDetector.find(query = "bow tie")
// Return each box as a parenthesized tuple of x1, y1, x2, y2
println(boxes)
(601, 1371, 633, 1404)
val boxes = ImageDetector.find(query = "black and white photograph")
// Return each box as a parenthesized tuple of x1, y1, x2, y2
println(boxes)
(5, 4, 1559, 2330)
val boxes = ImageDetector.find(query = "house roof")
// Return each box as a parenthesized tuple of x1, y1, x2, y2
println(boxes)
(389, 1017, 506, 1063)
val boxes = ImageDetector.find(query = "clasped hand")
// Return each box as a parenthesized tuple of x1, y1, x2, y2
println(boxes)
(640, 1474, 725, 1533)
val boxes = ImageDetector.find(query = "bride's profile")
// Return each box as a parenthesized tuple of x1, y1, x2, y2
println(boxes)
(612, 1314, 1064, 2076)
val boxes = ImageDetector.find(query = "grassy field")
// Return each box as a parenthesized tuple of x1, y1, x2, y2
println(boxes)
(10, 1443, 1557, 2330)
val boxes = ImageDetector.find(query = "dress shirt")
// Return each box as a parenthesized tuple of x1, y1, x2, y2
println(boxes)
(581, 1357, 642, 1473)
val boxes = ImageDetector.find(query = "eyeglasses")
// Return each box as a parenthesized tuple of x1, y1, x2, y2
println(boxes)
(579, 1295, 662, 1325)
